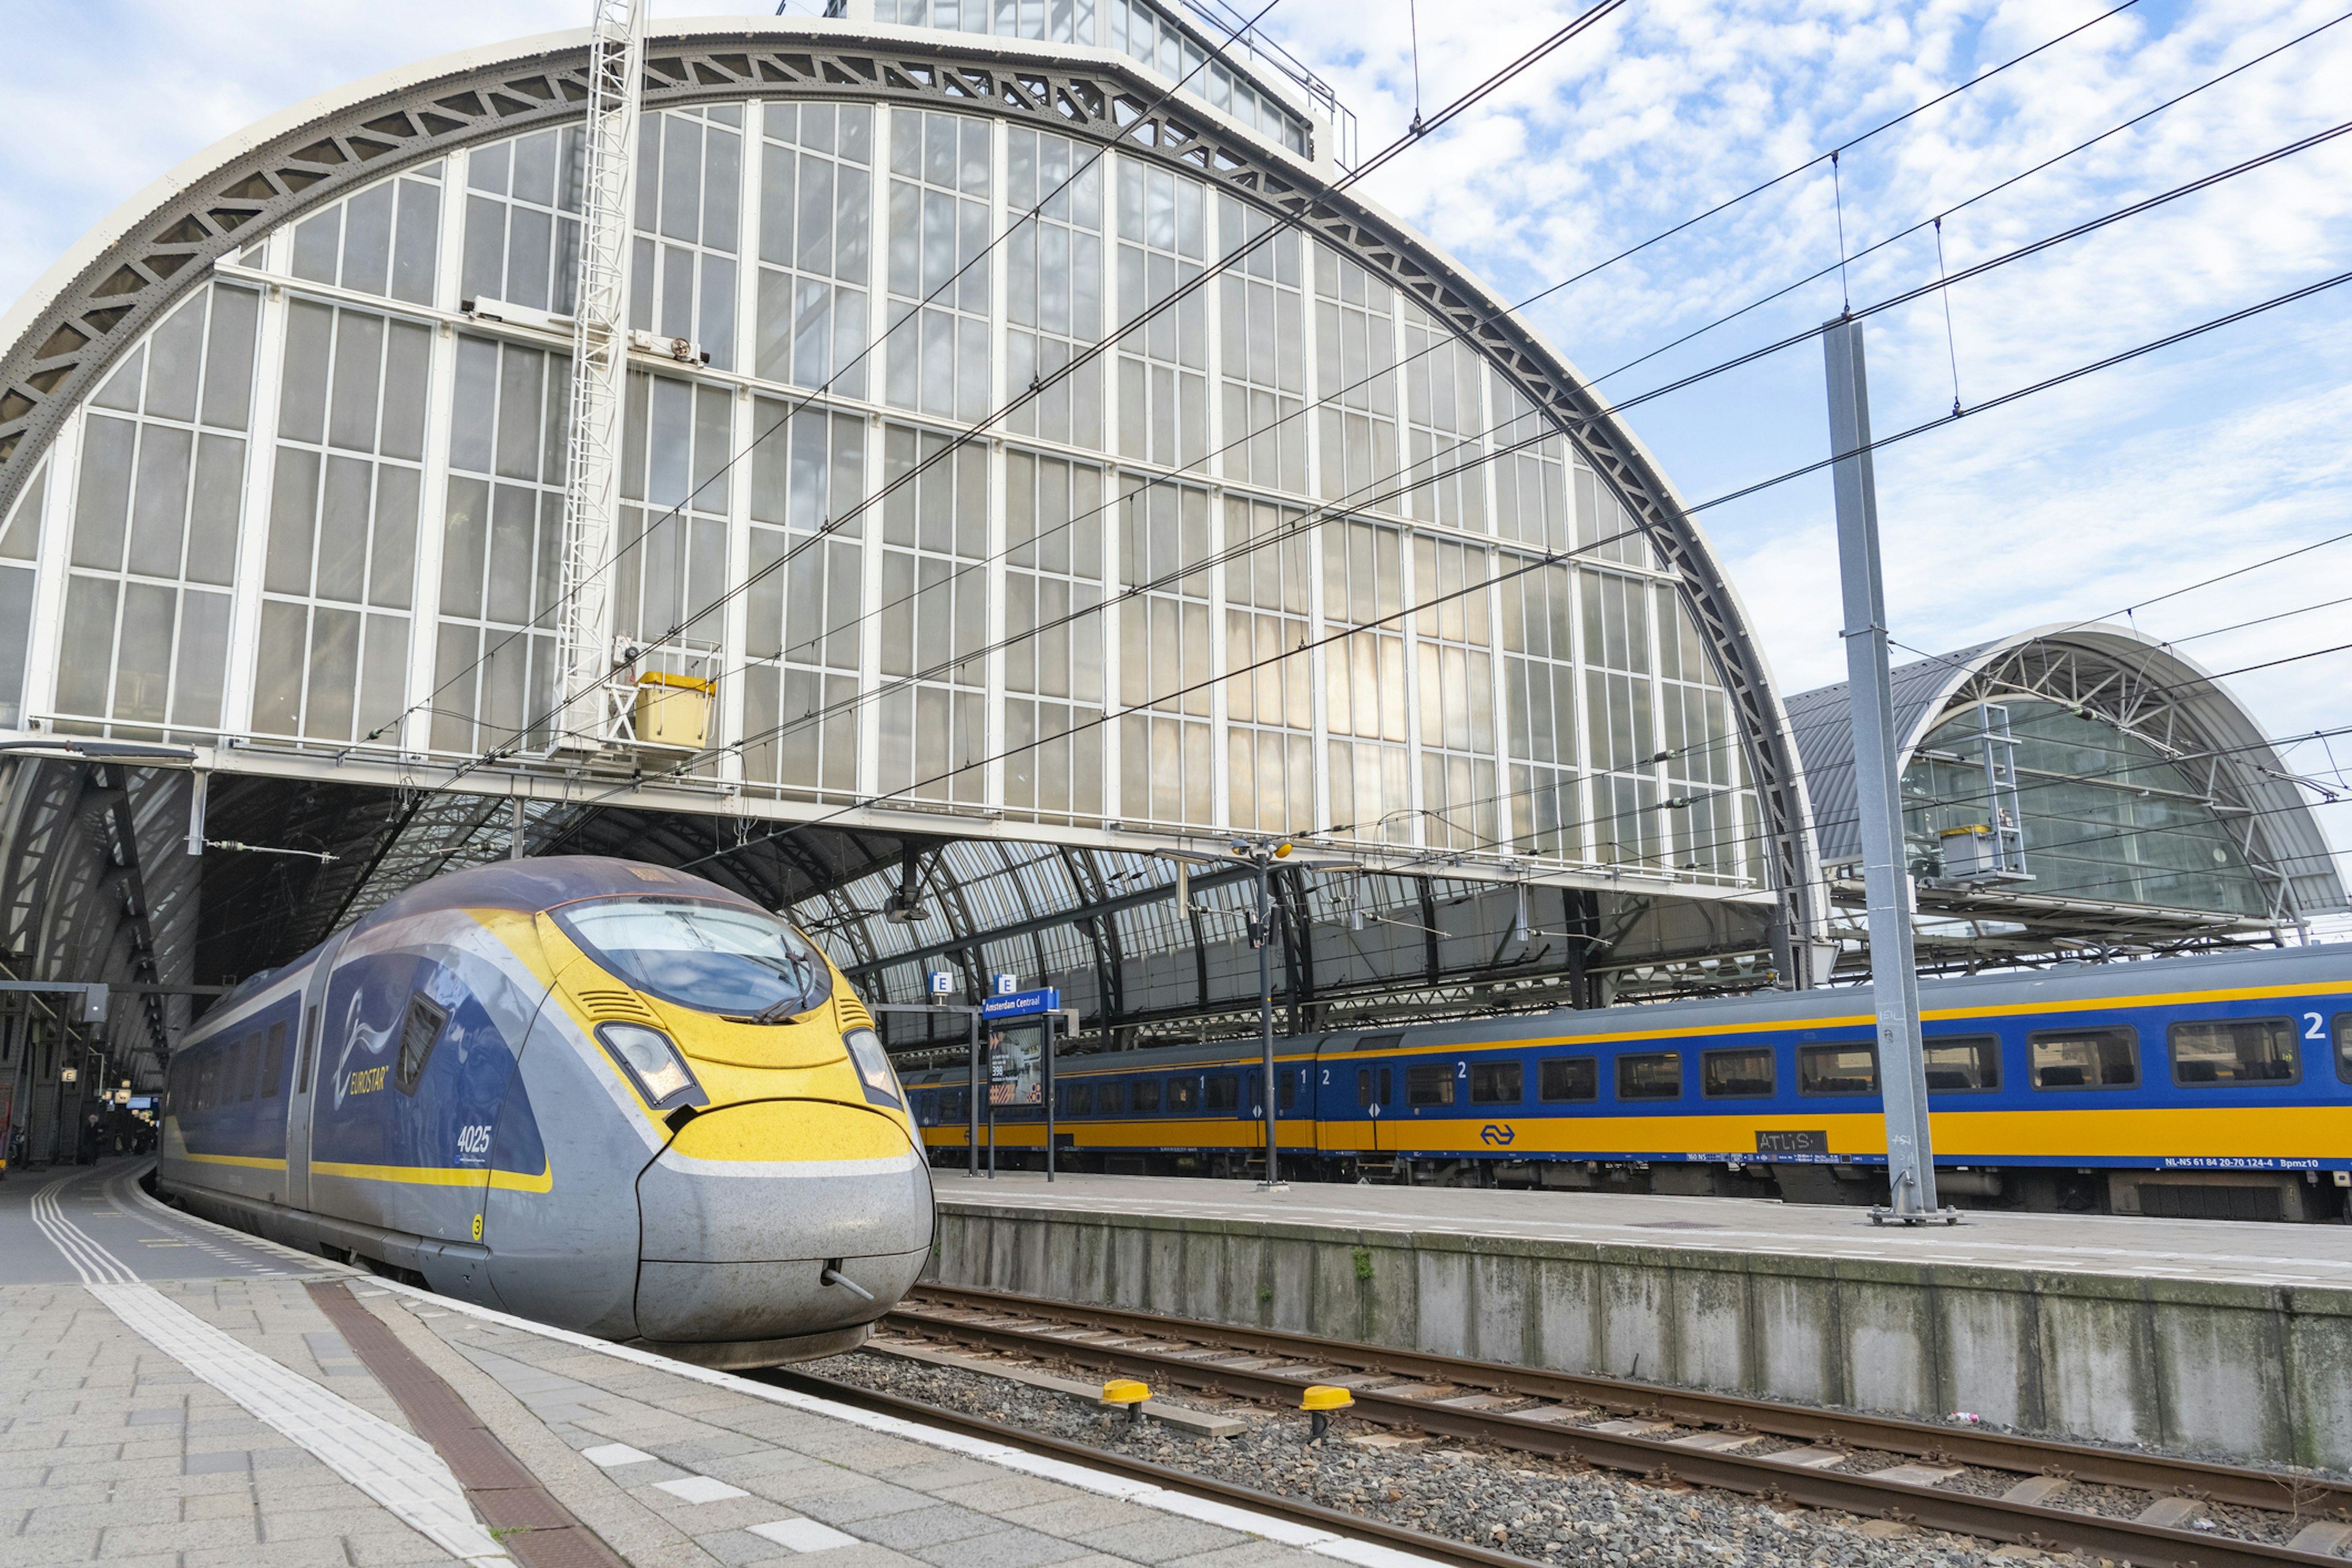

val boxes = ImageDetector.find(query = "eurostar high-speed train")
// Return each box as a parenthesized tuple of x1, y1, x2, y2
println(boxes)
(157, 857, 933, 1366)
(905, 945, 2352, 1222)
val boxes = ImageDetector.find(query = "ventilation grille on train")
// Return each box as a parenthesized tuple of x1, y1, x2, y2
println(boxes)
(575, 988, 658, 1024)
(838, 995, 875, 1033)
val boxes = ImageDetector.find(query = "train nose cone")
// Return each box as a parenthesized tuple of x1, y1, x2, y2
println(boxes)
(631, 1098, 934, 1368)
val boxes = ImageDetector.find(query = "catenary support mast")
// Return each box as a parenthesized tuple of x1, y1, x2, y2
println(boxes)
(1823, 315, 1948, 1226)
(553, 0, 647, 753)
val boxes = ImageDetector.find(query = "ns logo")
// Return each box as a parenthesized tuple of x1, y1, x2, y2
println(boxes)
(1479, 1124, 1516, 1147)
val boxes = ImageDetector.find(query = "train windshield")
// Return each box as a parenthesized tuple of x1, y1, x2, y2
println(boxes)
(558, 898, 831, 1018)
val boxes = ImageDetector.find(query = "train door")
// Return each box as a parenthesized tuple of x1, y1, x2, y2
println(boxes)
(282, 933, 346, 1216)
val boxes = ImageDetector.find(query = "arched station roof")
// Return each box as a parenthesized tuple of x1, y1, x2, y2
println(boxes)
(1784, 624, 2344, 958)
(0, 11, 1819, 1090)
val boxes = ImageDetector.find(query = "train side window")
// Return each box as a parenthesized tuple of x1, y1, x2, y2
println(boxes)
(1134, 1078, 1162, 1113)
(1616, 1052, 1682, 1101)
(948, 1088, 967, 1120)
(1168, 1077, 1198, 1112)
(1066, 1082, 1093, 1115)
(1276, 1072, 1297, 1112)
(1357, 1031, 1402, 1053)
(1539, 1056, 1596, 1102)
(1924, 1035, 1999, 1092)
(238, 1035, 260, 1101)
(1204, 1075, 1238, 1111)
(2169, 1019, 2298, 1086)
(298, 1005, 319, 1094)
(2338, 1016, 2351, 1085)
(1406, 1063, 1453, 1106)
(394, 995, 448, 1095)
(1378, 1066, 1392, 1104)
(2029, 1027, 2137, 1090)
(1098, 1081, 1125, 1114)
(261, 1022, 287, 1099)
(1702, 1047, 1774, 1098)
(1799, 1044, 1877, 1096)
(1357, 1068, 1372, 1107)
(1470, 1061, 1521, 1104)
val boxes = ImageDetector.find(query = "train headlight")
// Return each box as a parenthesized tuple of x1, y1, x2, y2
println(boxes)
(843, 1027, 904, 1110)
(596, 1023, 707, 1111)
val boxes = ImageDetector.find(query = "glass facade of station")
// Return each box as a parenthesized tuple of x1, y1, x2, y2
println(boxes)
(0, 70, 1757, 885)
(1903, 699, 2271, 918)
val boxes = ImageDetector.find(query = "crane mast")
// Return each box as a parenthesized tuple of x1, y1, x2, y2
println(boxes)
(552, 0, 646, 754)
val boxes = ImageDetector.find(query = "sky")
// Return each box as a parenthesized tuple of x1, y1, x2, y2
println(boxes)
(2, 0, 2346, 902)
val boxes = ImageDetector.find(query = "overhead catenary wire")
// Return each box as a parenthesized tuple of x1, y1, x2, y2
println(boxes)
(358, 0, 1292, 747)
(619, 97, 2352, 782)
(397, 0, 1629, 788)
(570, 13, 2352, 773)
(375, 0, 2197, 773)
(682, 249, 2352, 816)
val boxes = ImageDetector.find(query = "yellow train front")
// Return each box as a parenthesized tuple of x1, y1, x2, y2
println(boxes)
(157, 856, 933, 1367)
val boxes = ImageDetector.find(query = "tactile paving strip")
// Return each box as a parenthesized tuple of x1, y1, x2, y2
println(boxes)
(310, 1281, 631, 1568)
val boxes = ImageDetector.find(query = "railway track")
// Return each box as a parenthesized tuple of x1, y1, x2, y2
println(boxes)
(879, 1283, 2352, 1568)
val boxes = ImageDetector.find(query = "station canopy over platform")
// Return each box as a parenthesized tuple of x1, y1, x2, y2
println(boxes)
(1784, 624, 2345, 971)
(0, 1, 1844, 1101)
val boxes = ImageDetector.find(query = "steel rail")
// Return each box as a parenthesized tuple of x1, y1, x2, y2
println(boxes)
(753, 1367, 1534, 1568)
(889, 1286, 2352, 1566)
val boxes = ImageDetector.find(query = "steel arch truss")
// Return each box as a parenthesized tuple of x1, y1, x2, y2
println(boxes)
(0, 23, 1811, 925)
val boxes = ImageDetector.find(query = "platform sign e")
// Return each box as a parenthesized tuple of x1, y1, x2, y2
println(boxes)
(992, 973, 1018, 996)
(927, 971, 954, 997)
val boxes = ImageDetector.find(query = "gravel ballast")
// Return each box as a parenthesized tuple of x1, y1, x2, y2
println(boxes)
(804, 1348, 2072, 1567)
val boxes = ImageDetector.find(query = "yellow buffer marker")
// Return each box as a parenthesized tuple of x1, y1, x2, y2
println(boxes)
(1101, 1378, 1152, 1423)
(1303, 1384, 1353, 1444)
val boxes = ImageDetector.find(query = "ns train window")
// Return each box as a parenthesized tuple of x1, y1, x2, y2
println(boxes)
(1616, 1052, 1682, 1101)
(1276, 1072, 1297, 1112)
(556, 897, 831, 1019)
(1800, 1044, 1877, 1096)
(2029, 1027, 2137, 1090)
(1407, 1063, 1454, 1107)
(1357, 1031, 1403, 1053)
(1539, 1057, 1597, 1102)
(1924, 1035, 1999, 1092)
(2339, 1016, 2351, 1085)
(1066, 1082, 1094, 1115)
(1205, 1075, 1239, 1111)
(1168, 1077, 1199, 1112)
(1702, 1047, 1774, 1099)
(2169, 1019, 2298, 1086)
(395, 996, 447, 1095)
(1134, 1078, 1163, 1113)
(1097, 1082, 1125, 1114)
(1471, 1061, 1522, 1104)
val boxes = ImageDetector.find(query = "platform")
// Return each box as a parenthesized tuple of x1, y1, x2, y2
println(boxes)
(1, 1159, 1442, 1567)
(925, 1172, 2352, 1474)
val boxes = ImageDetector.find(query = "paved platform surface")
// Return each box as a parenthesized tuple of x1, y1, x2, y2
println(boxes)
(935, 1170, 2352, 1288)
(4, 1159, 1419, 1567)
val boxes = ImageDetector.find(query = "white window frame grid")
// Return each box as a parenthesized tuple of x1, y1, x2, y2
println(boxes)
(1219, 492, 1313, 836)
(884, 107, 994, 421)
(1002, 447, 1106, 826)
(876, 421, 989, 805)
(1114, 159, 1208, 471)
(50, 284, 263, 741)
(1003, 127, 1106, 453)
(1115, 475, 1213, 829)
(754, 100, 875, 399)
(632, 106, 747, 371)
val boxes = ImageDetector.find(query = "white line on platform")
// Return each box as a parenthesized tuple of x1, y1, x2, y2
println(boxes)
(25, 1170, 510, 1567)
(356, 1274, 1460, 1568)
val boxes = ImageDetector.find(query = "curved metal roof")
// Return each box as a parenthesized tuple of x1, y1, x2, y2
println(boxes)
(1784, 622, 2345, 926)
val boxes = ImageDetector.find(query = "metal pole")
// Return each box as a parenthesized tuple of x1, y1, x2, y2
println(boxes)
(967, 1010, 979, 1178)
(1257, 856, 1282, 1189)
(1822, 315, 1943, 1225)
(1042, 1010, 1055, 1183)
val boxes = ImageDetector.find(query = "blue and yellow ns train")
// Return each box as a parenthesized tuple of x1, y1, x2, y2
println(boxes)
(156, 857, 934, 1365)
(906, 945, 2352, 1222)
